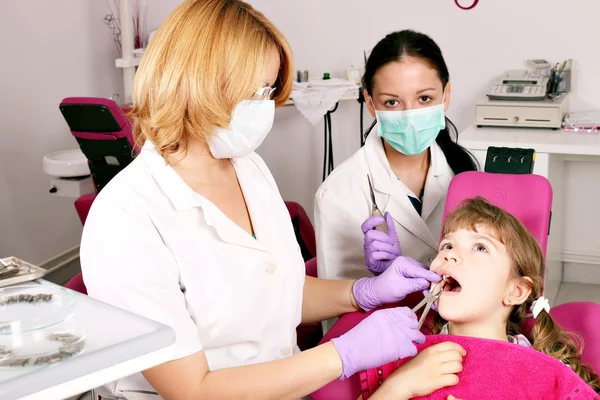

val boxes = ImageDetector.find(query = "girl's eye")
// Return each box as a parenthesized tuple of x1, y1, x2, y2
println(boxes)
(385, 99, 398, 107)
(474, 244, 488, 252)
(439, 242, 452, 251)
(419, 96, 432, 104)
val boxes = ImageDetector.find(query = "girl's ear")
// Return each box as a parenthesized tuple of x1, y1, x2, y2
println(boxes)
(503, 276, 533, 306)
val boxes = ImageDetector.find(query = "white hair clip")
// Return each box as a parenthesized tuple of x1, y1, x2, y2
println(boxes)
(531, 296, 550, 319)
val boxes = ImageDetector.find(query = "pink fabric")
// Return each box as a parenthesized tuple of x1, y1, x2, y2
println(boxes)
(360, 335, 598, 400)
(297, 257, 323, 351)
(65, 272, 87, 295)
(74, 193, 97, 225)
(442, 171, 553, 259)
(285, 201, 317, 260)
(550, 302, 600, 374)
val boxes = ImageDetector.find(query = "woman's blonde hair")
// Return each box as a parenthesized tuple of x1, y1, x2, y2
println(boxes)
(128, 0, 293, 159)
(433, 197, 599, 392)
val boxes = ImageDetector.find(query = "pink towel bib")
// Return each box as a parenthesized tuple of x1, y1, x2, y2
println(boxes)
(360, 335, 599, 400)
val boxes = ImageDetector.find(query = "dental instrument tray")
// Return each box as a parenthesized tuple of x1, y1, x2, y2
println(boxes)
(0, 285, 86, 368)
(0, 257, 46, 288)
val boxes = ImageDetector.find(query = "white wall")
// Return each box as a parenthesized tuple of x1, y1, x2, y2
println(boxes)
(147, 0, 600, 280)
(0, 1, 122, 264)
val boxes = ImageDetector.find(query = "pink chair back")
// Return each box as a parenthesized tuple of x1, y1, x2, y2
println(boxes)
(550, 302, 600, 374)
(285, 201, 317, 261)
(59, 97, 138, 193)
(310, 171, 555, 399)
(442, 171, 553, 258)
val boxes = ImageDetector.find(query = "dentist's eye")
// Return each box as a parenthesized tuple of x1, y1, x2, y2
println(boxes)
(419, 96, 432, 104)
(384, 99, 399, 107)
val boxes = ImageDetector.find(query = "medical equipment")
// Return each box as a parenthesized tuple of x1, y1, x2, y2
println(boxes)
(42, 149, 94, 198)
(562, 110, 600, 133)
(344, 66, 364, 85)
(484, 147, 536, 174)
(0, 257, 46, 288)
(527, 59, 552, 70)
(475, 94, 569, 129)
(0, 285, 86, 368)
(367, 174, 388, 233)
(486, 70, 550, 101)
(411, 280, 446, 330)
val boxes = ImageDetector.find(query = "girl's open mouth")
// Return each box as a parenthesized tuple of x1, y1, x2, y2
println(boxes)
(443, 275, 462, 293)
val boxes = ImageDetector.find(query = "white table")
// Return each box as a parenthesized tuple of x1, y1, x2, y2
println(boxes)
(459, 125, 600, 305)
(0, 280, 175, 400)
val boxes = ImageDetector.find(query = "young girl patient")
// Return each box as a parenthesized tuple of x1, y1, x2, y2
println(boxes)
(364, 197, 599, 399)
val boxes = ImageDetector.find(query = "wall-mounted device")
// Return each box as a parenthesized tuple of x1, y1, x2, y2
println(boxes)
(476, 95, 569, 129)
(486, 70, 550, 101)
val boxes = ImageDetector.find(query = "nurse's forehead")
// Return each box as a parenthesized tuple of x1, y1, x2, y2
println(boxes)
(372, 59, 442, 93)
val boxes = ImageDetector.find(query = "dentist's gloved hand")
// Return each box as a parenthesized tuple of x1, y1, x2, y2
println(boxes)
(353, 256, 442, 312)
(362, 212, 400, 275)
(331, 307, 425, 380)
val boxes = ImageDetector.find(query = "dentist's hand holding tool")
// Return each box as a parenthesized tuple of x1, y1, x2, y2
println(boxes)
(362, 211, 401, 275)
(353, 255, 442, 312)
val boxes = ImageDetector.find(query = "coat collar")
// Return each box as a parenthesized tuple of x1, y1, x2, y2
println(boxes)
(364, 128, 451, 249)
(140, 141, 267, 252)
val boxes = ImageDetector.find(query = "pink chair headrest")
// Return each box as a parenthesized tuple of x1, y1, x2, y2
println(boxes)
(443, 171, 553, 258)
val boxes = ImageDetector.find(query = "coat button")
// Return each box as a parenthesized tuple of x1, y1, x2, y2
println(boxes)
(280, 345, 292, 355)
(266, 264, 276, 274)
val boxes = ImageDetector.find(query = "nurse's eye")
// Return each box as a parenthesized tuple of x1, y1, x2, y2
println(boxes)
(419, 96, 432, 104)
(474, 243, 488, 253)
(384, 99, 399, 107)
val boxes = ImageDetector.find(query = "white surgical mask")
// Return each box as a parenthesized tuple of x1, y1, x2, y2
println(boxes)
(209, 100, 275, 159)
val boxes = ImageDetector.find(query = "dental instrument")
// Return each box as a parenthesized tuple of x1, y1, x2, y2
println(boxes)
(411, 280, 446, 330)
(367, 174, 388, 233)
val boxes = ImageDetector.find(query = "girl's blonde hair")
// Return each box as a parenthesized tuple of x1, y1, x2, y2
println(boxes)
(128, 0, 293, 159)
(434, 197, 599, 392)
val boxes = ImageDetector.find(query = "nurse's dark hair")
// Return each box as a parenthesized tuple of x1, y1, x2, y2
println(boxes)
(362, 29, 478, 174)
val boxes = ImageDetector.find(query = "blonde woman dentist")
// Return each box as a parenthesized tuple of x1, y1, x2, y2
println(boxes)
(80, 2, 441, 399)
(315, 30, 478, 282)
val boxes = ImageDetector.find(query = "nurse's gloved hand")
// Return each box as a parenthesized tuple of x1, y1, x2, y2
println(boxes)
(331, 307, 425, 380)
(353, 256, 442, 311)
(361, 212, 400, 275)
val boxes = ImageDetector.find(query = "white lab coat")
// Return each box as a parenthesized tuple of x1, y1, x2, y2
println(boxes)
(314, 128, 454, 281)
(80, 141, 305, 399)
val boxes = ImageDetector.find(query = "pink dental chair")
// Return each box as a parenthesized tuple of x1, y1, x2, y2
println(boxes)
(310, 171, 599, 399)
(59, 97, 138, 224)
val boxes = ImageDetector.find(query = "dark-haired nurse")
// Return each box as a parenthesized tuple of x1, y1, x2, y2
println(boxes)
(315, 29, 479, 283)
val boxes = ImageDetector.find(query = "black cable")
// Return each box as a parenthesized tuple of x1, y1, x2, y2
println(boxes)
(360, 101, 365, 147)
(322, 113, 328, 182)
(321, 102, 339, 181)
(327, 112, 334, 175)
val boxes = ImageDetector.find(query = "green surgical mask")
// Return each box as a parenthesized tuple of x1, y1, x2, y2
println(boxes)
(375, 100, 446, 155)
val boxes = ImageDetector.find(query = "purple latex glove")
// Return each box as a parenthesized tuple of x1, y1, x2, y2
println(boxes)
(361, 212, 400, 275)
(353, 256, 442, 312)
(331, 307, 425, 380)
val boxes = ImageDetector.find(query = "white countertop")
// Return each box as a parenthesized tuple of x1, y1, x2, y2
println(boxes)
(0, 281, 175, 400)
(459, 125, 600, 156)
